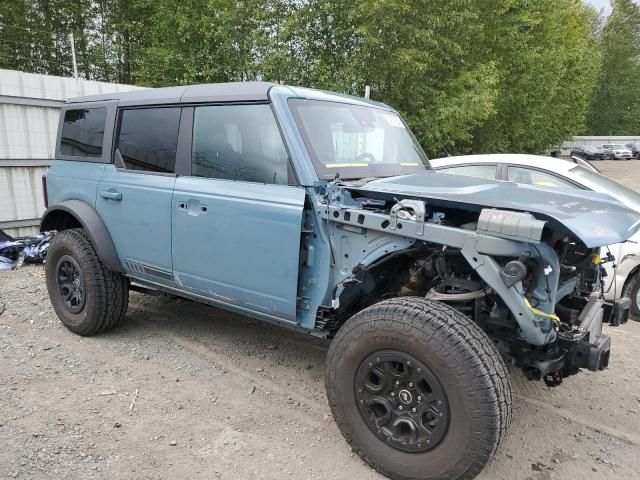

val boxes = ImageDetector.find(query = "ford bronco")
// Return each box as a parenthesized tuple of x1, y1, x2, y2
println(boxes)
(41, 83, 639, 480)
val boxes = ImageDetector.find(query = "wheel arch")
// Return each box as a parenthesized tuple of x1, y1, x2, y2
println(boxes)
(40, 200, 124, 273)
(621, 264, 640, 294)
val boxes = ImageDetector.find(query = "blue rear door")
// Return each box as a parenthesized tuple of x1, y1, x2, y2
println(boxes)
(97, 107, 181, 284)
(171, 104, 305, 321)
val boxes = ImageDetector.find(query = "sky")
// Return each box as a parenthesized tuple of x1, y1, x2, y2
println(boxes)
(585, 0, 612, 15)
(585, 0, 640, 15)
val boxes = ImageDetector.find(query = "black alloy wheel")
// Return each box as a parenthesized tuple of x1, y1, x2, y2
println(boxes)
(55, 254, 86, 314)
(355, 350, 449, 453)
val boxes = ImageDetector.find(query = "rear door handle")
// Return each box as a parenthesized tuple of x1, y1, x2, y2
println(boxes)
(100, 190, 122, 201)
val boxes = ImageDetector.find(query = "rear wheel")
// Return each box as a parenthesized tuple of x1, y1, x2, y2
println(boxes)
(46, 228, 128, 335)
(326, 297, 511, 480)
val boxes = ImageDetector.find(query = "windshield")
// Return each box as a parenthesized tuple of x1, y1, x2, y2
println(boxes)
(571, 166, 640, 213)
(289, 99, 430, 179)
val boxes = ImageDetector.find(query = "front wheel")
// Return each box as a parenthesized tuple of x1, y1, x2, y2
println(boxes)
(45, 228, 129, 335)
(326, 297, 512, 480)
(622, 273, 640, 321)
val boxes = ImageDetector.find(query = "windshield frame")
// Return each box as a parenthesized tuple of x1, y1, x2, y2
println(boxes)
(288, 98, 431, 180)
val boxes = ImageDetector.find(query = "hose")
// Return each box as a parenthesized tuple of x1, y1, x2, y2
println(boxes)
(425, 288, 489, 302)
(524, 297, 560, 326)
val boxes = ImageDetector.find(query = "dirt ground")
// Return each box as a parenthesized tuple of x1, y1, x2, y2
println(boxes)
(2, 160, 640, 480)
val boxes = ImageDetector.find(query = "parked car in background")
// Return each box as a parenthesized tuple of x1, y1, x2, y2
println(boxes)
(602, 144, 633, 160)
(626, 142, 640, 159)
(431, 154, 640, 320)
(570, 145, 611, 160)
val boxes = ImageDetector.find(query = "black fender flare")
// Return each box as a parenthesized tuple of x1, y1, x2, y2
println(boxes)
(40, 200, 124, 273)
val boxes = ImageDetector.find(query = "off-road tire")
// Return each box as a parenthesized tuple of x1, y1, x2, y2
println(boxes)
(45, 228, 128, 335)
(622, 273, 640, 321)
(326, 297, 512, 480)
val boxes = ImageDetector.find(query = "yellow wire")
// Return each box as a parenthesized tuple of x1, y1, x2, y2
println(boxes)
(524, 298, 561, 326)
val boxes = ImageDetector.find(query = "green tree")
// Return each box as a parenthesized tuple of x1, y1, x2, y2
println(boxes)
(134, 0, 282, 86)
(0, 0, 91, 77)
(587, 0, 640, 135)
(261, 0, 504, 156)
(0, 0, 605, 154)
(471, 0, 601, 153)
(262, 0, 599, 156)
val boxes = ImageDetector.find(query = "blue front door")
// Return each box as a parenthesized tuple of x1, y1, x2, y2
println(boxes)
(171, 179, 305, 321)
(171, 103, 305, 321)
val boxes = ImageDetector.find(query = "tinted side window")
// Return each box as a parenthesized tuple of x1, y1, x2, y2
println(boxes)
(507, 167, 576, 189)
(192, 105, 289, 185)
(439, 164, 496, 180)
(60, 108, 107, 157)
(117, 108, 181, 173)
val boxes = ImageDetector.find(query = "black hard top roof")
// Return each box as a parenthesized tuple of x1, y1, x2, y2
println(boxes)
(68, 81, 278, 105)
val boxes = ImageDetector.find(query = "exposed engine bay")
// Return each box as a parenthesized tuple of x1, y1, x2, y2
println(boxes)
(310, 184, 630, 387)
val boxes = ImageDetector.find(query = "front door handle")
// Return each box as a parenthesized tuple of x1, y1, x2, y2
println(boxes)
(177, 200, 207, 215)
(100, 190, 122, 201)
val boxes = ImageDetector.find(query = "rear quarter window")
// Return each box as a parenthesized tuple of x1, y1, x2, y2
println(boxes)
(60, 108, 107, 157)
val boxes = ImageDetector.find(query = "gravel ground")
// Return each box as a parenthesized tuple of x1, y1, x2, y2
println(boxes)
(2, 160, 640, 480)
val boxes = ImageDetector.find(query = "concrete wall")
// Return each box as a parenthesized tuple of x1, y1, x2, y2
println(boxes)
(0, 69, 144, 238)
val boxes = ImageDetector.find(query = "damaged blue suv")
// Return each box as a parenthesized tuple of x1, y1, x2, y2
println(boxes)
(41, 83, 639, 480)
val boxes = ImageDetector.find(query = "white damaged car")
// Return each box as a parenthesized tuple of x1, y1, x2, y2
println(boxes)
(431, 154, 640, 319)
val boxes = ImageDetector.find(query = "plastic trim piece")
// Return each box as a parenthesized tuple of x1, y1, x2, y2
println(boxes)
(40, 200, 124, 273)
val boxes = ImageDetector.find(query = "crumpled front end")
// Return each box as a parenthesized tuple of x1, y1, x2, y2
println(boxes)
(313, 178, 638, 385)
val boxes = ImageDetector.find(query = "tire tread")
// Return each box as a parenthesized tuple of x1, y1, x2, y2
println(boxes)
(326, 297, 512, 480)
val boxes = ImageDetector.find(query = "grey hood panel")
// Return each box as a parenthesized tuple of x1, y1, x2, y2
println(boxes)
(355, 172, 640, 248)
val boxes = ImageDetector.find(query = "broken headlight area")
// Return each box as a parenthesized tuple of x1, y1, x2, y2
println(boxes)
(507, 294, 622, 387)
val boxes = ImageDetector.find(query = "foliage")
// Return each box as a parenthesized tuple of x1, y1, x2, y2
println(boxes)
(587, 0, 640, 135)
(0, 0, 631, 154)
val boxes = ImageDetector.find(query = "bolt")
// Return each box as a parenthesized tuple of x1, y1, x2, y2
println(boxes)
(390, 392, 395, 397)
(437, 400, 442, 405)
(395, 380, 400, 386)
(417, 396, 422, 401)
(417, 368, 421, 373)
(407, 361, 411, 366)
(412, 407, 417, 413)
(439, 413, 443, 417)
(399, 406, 403, 411)
(368, 362, 372, 367)
(409, 382, 414, 388)
(360, 400, 363, 403)
(376, 357, 380, 362)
